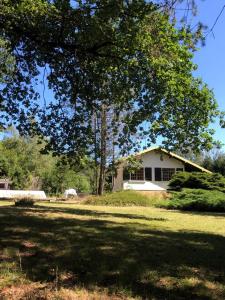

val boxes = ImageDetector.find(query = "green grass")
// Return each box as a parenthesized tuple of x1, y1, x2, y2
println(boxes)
(0, 200, 13, 206)
(84, 190, 163, 207)
(159, 188, 225, 212)
(1, 200, 225, 299)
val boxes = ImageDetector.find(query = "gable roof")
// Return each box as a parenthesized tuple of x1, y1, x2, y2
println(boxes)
(131, 146, 212, 174)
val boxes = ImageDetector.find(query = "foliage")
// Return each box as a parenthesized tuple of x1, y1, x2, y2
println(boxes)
(202, 151, 225, 176)
(125, 156, 143, 174)
(159, 188, 225, 212)
(42, 165, 91, 195)
(0, 38, 15, 84)
(15, 198, 35, 207)
(0, 132, 92, 194)
(178, 147, 225, 177)
(0, 0, 220, 194)
(85, 190, 160, 206)
(0, 132, 56, 189)
(169, 171, 225, 192)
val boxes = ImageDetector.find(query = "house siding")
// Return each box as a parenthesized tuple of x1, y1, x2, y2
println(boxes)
(113, 150, 185, 191)
(123, 181, 168, 191)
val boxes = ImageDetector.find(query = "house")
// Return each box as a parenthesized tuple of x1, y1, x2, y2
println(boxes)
(113, 147, 212, 191)
(0, 178, 12, 190)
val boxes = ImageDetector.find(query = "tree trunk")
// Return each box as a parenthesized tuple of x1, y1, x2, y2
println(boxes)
(111, 113, 115, 191)
(98, 104, 107, 195)
(93, 110, 99, 195)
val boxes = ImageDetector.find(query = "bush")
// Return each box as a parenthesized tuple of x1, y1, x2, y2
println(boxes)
(15, 198, 35, 207)
(42, 169, 91, 196)
(169, 172, 225, 192)
(84, 190, 161, 207)
(158, 189, 225, 212)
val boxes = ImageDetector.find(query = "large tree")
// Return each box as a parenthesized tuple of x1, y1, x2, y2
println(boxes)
(0, 0, 220, 193)
(0, 37, 15, 93)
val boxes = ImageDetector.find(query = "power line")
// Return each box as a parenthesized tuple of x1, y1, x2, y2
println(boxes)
(205, 4, 225, 38)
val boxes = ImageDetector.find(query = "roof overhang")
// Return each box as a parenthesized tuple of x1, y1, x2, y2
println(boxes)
(124, 146, 212, 174)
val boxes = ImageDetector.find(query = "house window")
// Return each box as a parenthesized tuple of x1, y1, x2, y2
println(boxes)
(0, 183, 5, 189)
(123, 167, 152, 181)
(154, 168, 176, 181)
(145, 168, 152, 181)
(162, 168, 175, 181)
(155, 168, 162, 181)
(130, 168, 144, 181)
(176, 168, 184, 172)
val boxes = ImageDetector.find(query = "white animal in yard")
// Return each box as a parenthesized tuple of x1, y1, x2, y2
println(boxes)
(64, 189, 77, 198)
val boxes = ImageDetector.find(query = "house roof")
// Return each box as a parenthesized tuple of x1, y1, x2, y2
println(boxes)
(129, 146, 212, 174)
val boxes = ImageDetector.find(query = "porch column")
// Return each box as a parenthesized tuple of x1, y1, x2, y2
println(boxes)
(152, 167, 155, 181)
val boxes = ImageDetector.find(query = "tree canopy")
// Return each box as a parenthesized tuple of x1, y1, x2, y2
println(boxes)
(0, 131, 92, 193)
(0, 0, 221, 193)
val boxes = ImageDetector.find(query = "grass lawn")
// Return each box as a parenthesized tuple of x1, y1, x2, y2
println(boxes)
(1, 201, 225, 299)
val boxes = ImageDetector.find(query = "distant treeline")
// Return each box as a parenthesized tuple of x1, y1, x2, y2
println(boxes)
(202, 152, 225, 176)
(180, 148, 225, 176)
(0, 131, 93, 195)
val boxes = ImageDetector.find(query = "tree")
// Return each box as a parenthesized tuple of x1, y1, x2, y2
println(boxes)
(202, 149, 225, 176)
(0, 132, 55, 189)
(0, 131, 92, 193)
(42, 164, 91, 195)
(0, 37, 15, 115)
(0, 1, 220, 194)
(0, 38, 14, 83)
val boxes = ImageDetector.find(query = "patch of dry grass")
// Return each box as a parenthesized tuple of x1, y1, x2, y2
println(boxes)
(84, 190, 165, 206)
(1, 284, 133, 300)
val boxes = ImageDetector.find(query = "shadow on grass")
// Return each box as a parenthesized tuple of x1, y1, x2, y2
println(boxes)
(35, 205, 168, 222)
(0, 205, 225, 299)
(164, 208, 225, 218)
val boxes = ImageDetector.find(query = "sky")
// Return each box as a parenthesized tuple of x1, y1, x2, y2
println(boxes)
(191, 0, 225, 146)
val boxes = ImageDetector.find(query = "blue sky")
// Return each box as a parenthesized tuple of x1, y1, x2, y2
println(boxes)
(191, 0, 225, 146)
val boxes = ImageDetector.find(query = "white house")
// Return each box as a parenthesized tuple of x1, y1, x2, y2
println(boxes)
(113, 147, 211, 191)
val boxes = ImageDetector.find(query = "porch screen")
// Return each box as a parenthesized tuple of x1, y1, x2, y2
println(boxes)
(162, 168, 175, 181)
(130, 168, 144, 180)
(154, 168, 176, 181)
(155, 168, 162, 181)
(145, 168, 152, 181)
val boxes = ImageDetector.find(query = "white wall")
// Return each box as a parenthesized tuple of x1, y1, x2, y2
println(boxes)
(123, 181, 168, 191)
(123, 150, 184, 191)
(142, 150, 184, 176)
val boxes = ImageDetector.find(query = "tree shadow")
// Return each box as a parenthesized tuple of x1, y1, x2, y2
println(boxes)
(0, 205, 225, 299)
(32, 205, 168, 222)
(166, 209, 225, 218)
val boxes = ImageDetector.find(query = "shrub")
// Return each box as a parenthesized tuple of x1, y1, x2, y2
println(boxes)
(168, 172, 190, 189)
(158, 189, 225, 212)
(15, 198, 35, 207)
(84, 190, 162, 207)
(169, 172, 225, 192)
